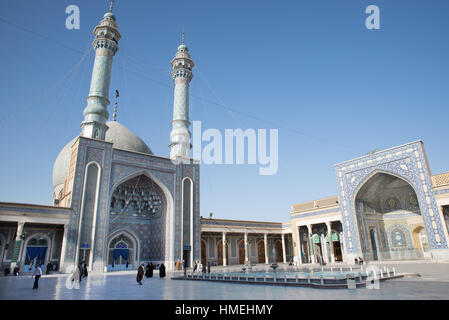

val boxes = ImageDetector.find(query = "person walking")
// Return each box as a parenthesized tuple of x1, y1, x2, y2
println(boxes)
(207, 262, 211, 274)
(32, 264, 42, 289)
(83, 261, 88, 279)
(145, 262, 151, 278)
(46, 261, 52, 275)
(4, 266, 10, 277)
(145, 262, 154, 278)
(193, 261, 197, 273)
(136, 263, 145, 285)
(13, 266, 20, 276)
(159, 263, 166, 278)
(202, 263, 206, 273)
(78, 262, 83, 283)
(71, 264, 81, 289)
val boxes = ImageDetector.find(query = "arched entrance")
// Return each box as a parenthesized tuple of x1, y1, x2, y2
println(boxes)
(312, 234, 322, 262)
(257, 240, 265, 263)
(238, 240, 245, 264)
(275, 240, 282, 262)
(109, 173, 166, 269)
(325, 231, 343, 262)
(23, 236, 49, 272)
(201, 240, 207, 265)
(354, 172, 429, 261)
(217, 240, 228, 265)
(108, 233, 135, 270)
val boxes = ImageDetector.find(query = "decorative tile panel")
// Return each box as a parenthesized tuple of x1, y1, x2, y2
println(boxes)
(334, 141, 448, 254)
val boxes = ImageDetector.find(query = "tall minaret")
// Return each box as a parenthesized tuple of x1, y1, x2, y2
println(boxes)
(81, 1, 121, 140)
(169, 33, 194, 160)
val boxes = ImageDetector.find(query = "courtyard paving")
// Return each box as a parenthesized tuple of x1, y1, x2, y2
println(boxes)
(0, 262, 448, 300)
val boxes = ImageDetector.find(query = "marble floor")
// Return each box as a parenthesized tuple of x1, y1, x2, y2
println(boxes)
(1, 263, 448, 300)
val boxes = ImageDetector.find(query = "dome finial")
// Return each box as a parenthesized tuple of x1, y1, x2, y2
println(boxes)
(109, 0, 114, 12)
(113, 102, 118, 121)
(182, 31, 185, 45)
(113, 90, 119, 121)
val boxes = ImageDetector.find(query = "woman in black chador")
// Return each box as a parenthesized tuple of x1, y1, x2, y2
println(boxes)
(83, 261, 88, 278)
(145, 262, 153, 278)
(159, 263, 166, 278)
(136, 263, 145, 285)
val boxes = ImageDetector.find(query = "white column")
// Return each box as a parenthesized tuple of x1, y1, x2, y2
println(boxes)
(320, 233, 328, 263)
(327, 222, 335, 263)
(307, 224, 314, 264)
(244, 232, 248, 263)
(59, 223, 69, 272)
(281, 234, 286, 263)
(340, 230, 346, 262)
(16, 222, 25, 240)
(222, 232, 227, 267)
(264, 233, 268, 264)
(296, 227, 303, 265)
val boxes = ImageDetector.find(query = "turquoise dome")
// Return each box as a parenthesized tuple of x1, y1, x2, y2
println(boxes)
(52, 121, 152, 188)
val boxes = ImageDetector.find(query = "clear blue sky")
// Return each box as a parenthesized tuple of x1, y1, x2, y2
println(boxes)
(0, 0, 448, 222)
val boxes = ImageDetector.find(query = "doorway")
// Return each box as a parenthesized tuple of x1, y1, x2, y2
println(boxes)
(23, 238, 48, 272)
(238, 240, 245, 264)
(201, 241, 206, 265)
(257, 240, 265, 263)
(108, 233, 134, 270)
(369, 228, 378, 261)
(217, 241, 228, 265)
(183, 250, 190, 268)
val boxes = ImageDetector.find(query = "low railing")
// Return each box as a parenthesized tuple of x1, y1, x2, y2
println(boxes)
(185, 267, 396, 289)
(363, 248, 430, 261)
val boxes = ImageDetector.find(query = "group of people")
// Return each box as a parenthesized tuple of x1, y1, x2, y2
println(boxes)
(136, 262, 165, 285)
(4, 263, 44, 289)
(354, 257, 364, 265)
(45, 261, 58, 274)
(192, 260, 211, 274)
(3, 266, 20, 277)
(70, 259, 89, 288)
(4, 261, 58, 279)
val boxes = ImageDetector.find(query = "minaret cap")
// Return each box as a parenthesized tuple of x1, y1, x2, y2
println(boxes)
(178, 32, 188, 51)
(104, 0, 116, 20)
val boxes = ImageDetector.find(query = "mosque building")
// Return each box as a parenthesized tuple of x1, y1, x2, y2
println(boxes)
(1, 4, 449, 274)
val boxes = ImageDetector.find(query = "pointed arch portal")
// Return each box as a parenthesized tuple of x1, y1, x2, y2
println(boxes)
(354, 172, 430, 260)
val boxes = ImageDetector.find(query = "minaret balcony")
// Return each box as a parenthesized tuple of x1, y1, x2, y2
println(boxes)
(93, 39, 119, 53)
(171, 69, 193, 81)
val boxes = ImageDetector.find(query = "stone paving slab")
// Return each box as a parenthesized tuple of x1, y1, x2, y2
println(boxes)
(0, 263, 447, 300)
